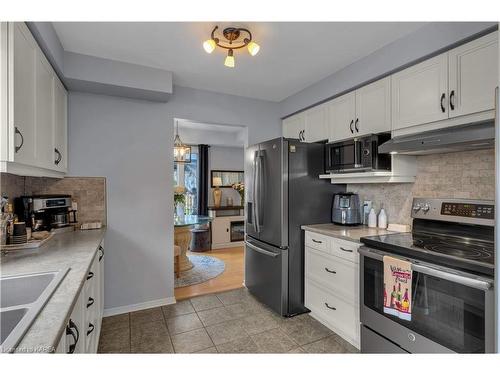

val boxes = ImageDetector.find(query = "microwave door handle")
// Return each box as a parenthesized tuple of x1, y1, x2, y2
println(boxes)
(358, 247, 492, 291)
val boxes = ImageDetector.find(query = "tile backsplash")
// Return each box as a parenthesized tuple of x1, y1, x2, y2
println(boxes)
(0, 173, 106, 225)
(348, 149, 495, 225)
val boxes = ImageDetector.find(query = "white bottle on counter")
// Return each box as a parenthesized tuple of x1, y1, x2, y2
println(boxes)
(368, 208, 377, 228)
(378, 208, 388, 229)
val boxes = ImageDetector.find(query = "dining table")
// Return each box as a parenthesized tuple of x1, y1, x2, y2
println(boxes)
(174, 215, 213, 272)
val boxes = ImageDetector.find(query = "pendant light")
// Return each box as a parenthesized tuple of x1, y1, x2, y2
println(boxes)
(173, 121, 191, 164)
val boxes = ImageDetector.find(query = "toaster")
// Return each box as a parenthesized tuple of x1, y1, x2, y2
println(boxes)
(331, 193, 361, 225)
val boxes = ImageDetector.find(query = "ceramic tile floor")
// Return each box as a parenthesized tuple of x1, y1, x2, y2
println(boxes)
(98, 288, 359, 354)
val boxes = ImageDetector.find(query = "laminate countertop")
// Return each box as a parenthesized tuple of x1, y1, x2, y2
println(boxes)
(0, 229, 106, 353)
(301, 223, 394, 243)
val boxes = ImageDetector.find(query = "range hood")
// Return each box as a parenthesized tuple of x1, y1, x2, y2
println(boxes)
(378, 121, 495, 155)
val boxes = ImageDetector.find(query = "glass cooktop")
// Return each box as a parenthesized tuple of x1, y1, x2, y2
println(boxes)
(361, 231, 494, 276)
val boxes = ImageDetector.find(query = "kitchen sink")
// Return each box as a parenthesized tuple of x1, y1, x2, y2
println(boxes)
(1, 273, 56, 308)
(0, 269, 69, 352)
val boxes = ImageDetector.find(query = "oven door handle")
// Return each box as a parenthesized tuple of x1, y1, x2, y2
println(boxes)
(359, 246, 493, 291)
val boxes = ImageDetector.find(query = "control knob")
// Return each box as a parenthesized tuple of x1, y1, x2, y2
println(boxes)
(412, 204, 421, 213)
(421, 204, 430, 213)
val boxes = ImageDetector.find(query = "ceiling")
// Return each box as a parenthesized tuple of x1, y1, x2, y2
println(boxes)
(52, 22, 427, 102)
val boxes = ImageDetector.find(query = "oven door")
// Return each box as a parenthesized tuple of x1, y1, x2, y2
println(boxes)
(326, 139, 362, 172)
(359, 246, 494, 353)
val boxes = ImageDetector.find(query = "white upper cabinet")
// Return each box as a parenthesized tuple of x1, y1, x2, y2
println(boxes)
(282, 112, 305, 140)
(392, 31, 498, 134)
(0, 22, 68, 177)
(10, 22, 37, 166)
(391, 54, 449, 131)
(35, 55, 55, 169)
(448, 31, 498, 118)
(354, 76, 391, 136)
(328, 91, 356, 142)
(304, 103, 328, 142)
(53, 77, 68, 172)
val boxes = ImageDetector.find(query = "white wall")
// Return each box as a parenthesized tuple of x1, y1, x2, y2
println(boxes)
(208, 146, 245, 206)
(68, 86, 281, 312)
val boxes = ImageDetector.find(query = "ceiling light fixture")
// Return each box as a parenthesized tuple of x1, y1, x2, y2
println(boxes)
(173, 121, 191, 164)
(203, 26, 260, 68)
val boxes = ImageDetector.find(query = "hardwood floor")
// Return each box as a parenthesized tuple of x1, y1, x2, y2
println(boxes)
(174, 246, 244, 301)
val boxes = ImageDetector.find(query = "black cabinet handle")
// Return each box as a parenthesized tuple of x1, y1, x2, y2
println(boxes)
(324, 267, 336, 274)
(449, 90, 455, 110)
(87, 297, 95, 308)
(354, 118, 359, 132)
(324, 302, 336, 311)
(66, 319, 80, 354)
(440, 93, 446, 113)
(54, 148, 62, 165)
(349, 120, 354, 133)
(311, 239, 322, 244)
(98, 246, 104, 262)
(15, 127, 24, 153)
(339, 247, 353, 253)
(302, 129, 305, 141)
(87, 323, 95, 336)
(86, 271, 94, 280)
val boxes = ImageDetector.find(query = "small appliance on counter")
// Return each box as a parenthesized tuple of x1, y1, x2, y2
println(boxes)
(15, 195, 73, 232)
(331, 192, 361, 225)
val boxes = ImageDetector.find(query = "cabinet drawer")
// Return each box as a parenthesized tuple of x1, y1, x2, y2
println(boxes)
(330, 238, 359, 263)
(304, 231, 330, 253)
(305, 279, 360, 346)
(305, 248, 358, 303)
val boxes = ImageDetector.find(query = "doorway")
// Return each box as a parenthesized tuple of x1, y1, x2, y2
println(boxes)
(172, 118, 247, 300)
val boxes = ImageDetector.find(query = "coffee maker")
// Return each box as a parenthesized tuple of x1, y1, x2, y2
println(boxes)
(15, 195, 72, 231)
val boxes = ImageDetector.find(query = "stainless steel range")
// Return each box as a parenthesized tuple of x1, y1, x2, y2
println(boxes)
(359, 198, 495, 353)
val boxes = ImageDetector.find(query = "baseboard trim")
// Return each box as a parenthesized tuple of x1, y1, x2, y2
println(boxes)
(103, 296, 176, 317)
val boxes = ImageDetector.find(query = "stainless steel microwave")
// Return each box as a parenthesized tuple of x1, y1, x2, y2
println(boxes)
(325, 133, 391, 173)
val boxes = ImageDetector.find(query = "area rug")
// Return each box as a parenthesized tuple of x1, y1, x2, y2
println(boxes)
(175, 254, 226, 288)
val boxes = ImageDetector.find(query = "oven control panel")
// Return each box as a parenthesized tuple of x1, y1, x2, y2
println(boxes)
(411, 198, 495, 226)
(441, 202, 494, 219)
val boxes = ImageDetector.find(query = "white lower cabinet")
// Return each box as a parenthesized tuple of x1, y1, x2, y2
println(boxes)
(304, 231, 360, 349)
(57, 240, 104, 353)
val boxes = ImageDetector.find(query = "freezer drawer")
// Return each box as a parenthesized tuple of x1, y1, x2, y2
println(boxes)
(361, 325, 409, 353)
(245, 238, 288, 315)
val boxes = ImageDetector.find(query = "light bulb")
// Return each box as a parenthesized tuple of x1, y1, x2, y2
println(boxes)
(247, 41, 260, 56)
(203, 39, 216, 54)
(224, 49, 235, 68)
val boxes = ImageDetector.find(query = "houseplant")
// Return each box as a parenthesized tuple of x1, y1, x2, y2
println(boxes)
(174, 185, 187, 219)
(232, 182, 245, 206)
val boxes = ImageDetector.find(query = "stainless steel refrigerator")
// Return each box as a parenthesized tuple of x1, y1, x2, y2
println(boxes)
(245, 137, 344, 316)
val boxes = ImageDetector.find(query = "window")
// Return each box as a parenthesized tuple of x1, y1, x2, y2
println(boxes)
(174, 147, 198, 215)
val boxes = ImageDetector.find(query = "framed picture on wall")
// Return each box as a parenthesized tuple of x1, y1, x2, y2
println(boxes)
(211, 170, 244, 188)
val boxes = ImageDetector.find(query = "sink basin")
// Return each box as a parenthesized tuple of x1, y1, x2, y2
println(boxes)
(1, 308, 28, 344)
(1, 273, 55, 308)
(0, 269, 69, 353)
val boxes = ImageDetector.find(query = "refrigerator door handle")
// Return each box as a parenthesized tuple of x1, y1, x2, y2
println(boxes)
(252, 153, 258, 233)
(245, 241, 279, 258)
(254, 150, 264, 233)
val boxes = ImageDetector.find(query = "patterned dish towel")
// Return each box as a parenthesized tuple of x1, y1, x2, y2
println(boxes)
(383, 255, 412, 321)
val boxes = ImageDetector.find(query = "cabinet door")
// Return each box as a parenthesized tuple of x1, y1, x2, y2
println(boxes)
(391, 54, 448, 131)
(304, 103, 328, 142)
(328, 92, 356, 142)
(10, 22, 37, 165)
(66, 292, 85, 353)
(98, 242, 105, 319)
(448, 31, 498, 118)
(212, 217, 230, 245)
(53, 77, 68, 171)
(355, 76, 391, 136)
(282, 113, 305, 140)
(35, 55, 55, 169)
